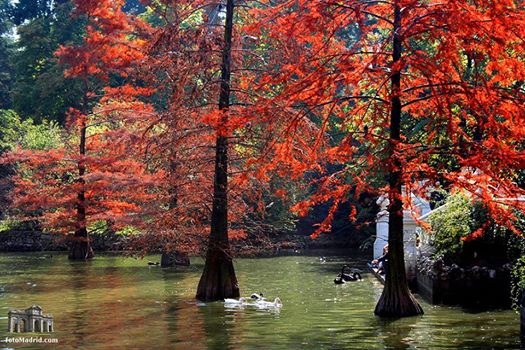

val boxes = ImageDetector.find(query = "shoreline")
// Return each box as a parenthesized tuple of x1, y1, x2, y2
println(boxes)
(0, 247, 370, 259)
(0, 229, 371, 256)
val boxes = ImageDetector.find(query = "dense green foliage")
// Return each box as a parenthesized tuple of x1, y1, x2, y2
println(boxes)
(507, 215, 525, 310)
(428, 193, 474, 258)
(0, 0, 143, 124)
(0, 0, 14, 109)
(11, 0, 85, 124)
(428, 192, 524, 260)
(0, 110, 62, 151)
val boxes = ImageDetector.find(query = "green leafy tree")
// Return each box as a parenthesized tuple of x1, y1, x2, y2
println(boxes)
(8, 0, 150, 123)
(0, 0, 14, 109)
(10, 0, 84, 124)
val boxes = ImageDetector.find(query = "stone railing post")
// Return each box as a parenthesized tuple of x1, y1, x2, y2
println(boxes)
(374, 196, 389, 259)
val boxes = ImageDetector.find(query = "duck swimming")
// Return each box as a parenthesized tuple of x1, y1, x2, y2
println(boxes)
(255, 297, 282, 308)
(224, 295, 282, 309)
(334, 265, 362, 284)
(250, 293, 264, 301)
(224, 297, 248, 305)
(334, 275, 346, 284)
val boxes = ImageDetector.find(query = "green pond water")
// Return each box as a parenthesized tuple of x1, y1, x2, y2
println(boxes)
(0, 252, 520, 349)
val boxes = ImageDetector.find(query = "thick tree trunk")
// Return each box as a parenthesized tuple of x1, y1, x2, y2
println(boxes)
(374, 3, 423, 317)
(196, 0, 239, 301)
(69, 227, 93, 260)
(69, 87, 93, 260)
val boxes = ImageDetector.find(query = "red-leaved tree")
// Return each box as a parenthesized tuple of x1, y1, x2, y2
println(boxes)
(245, 0, 525, 316)
(194, 0, 250, 301)
(4, 0, 161, 260)
(120, 2, 220, 259)
(119, 2, 254, 290)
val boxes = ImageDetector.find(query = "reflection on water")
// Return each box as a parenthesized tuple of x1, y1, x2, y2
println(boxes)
(0, 253, 520, 349)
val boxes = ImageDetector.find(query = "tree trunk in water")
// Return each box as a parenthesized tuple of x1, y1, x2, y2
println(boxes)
(374, 3, 423, 317)
(69, 86, 93, 260)
(196, 0, 239, 301)
(69, 227, 93, 260)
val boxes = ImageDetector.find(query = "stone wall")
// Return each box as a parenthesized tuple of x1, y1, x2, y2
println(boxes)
(0, 231, 65, 251)
(416, 254, 512, 308)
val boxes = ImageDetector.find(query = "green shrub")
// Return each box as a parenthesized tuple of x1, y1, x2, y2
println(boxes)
(428, 192, 474, 258)
(0, 216, 19, 232)
(0, 109, 63, 152)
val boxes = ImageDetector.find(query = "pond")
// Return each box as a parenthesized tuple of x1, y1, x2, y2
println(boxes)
(0, 252, 520, 349)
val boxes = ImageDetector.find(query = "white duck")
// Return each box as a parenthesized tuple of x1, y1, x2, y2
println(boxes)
(255, 297, 282, 308)
(224, 297, 248, 305)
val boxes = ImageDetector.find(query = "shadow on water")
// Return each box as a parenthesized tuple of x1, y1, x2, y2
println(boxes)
(200, 303, 241, 350)
(376, 317, 418, 350)
(159, 266, 205, 348)
(159, 263, 245, 350)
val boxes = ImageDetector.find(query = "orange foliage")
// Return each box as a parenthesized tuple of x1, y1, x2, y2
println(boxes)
(244, 0, 525, 237)
(120, 1, 255, 254)
(3, 0, 162, 237)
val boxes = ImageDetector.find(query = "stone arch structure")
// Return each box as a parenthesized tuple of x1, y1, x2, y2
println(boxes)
(10, 317, 20, 333)
(8, 305, 53, 333)
(33, 319, 40, 332)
